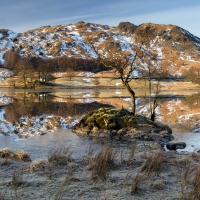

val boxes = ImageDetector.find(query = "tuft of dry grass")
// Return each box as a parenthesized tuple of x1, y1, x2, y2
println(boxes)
(11, 168, 24, 187)
(189, 164, 200, 199)
(127, 143, 137, 165)
(140, 151, 165, 175)
(0, 148, 31, 162)
(0, 158, 10, 166)
(130, 173, 143, 194)
(29, 159, 51, 173)
(150, 179, 164, 190)
(88, 146, 115, 181)
(48, 146, 71, 166)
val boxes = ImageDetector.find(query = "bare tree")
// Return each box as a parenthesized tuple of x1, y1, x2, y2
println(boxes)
(4, 50, 20, 70)
(13, 59, 34, 88)
(90, 26, 168, 119)
(92, 46, 139, 115)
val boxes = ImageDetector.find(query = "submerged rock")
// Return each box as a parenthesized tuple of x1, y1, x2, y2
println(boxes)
(72, 107, 174, 143)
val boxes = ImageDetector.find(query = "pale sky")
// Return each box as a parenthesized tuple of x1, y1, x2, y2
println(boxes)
(1, 0, 200, 37)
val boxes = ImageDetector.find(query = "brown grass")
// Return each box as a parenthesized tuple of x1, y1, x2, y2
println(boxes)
(11, 168, 24, 187)
(88, 146, 115, 180)
(127, 143, 137, 165)
(140, 151, 165, 175)
(48, 146, 71, 166)
(189, 164, 200, 199)
(130, 173, 143, 194)
(29, 159, 51, 173)
(0, 148, 31, 162)
(150, 179, 164, 190)
(0, 158, 10, 166)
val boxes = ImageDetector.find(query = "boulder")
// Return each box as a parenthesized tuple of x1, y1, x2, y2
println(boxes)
(166, 142, 186, 150)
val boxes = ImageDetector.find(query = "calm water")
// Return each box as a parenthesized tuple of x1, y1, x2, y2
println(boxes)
(0, 88, 200, 158)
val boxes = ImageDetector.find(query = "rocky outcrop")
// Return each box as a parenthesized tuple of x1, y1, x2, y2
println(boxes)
(72, 107, 174, 143)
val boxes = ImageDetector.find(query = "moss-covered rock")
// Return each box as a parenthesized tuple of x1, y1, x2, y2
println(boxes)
(72, 107, 174, 143)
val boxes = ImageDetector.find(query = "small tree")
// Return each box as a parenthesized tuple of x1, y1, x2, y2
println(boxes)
(90, 26, 167, 119)
(13, 59, 33, 88)
(4, 50, 20, 70)
(93, 47, 139, 115)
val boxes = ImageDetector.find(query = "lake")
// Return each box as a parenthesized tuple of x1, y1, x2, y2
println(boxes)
(0, 88, 200, 159)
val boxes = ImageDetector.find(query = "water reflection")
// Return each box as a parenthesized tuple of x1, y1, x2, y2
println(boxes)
(0, 89, 200, 155)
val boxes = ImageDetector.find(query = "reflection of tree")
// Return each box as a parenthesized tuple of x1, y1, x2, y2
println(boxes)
(185, 93, 200, 109)
(4, 94, 113, 123)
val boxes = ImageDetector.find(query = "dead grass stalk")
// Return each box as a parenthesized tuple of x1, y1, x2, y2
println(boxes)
(140, 151, 165, 175)
(48, 146, 71, 166)
(88, 146, 115, 180)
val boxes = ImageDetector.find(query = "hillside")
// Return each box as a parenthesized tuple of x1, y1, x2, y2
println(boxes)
(0, 21, 200, 77)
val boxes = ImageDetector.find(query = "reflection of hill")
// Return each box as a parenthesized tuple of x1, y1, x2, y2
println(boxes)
(5, 98, 113, 123)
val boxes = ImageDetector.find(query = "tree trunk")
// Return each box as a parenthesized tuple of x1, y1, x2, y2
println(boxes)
(122, 80, 136, 115)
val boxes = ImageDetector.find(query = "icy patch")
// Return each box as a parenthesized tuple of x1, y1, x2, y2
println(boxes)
(82, 78, 93, 83)
(123, 98, 131, 102)
(0, 33, 3, 39)
(0, 95, 13, 106)
(7, 30, 18, 39)
(115, 91, 122, 94)
(0, 53, 5, 64)
(83, 94, 92, 98)
(0, 68, 13, 78)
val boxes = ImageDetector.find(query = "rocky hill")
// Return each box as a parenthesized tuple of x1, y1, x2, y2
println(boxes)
(0, 21, 200, 76)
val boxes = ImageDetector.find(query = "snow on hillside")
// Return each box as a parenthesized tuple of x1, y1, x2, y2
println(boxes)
(0, 22, 200, 76)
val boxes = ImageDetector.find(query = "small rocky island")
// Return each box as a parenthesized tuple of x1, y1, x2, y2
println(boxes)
(73, 107, 174, 144)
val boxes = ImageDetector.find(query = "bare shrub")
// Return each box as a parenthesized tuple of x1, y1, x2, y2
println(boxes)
(88, 146, 115, 180)
(140, 151, 165, 175)
(48, 146, 71, 166)
(0, 148, 31, 162)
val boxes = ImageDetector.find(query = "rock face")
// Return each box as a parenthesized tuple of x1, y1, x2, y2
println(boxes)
(72, 107, 174, 143)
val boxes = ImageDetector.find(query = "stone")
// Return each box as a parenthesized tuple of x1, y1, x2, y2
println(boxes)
(166, 142, 186, 150)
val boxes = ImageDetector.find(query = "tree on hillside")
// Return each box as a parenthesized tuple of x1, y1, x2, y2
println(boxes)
(13, 59, 34, 88)
(37, 60, 54, 85)
(4, 50, 20, 70)
(183, 66, 200, 84)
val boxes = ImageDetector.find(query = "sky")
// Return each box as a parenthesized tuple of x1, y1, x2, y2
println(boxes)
(1, 0, 200, 37)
